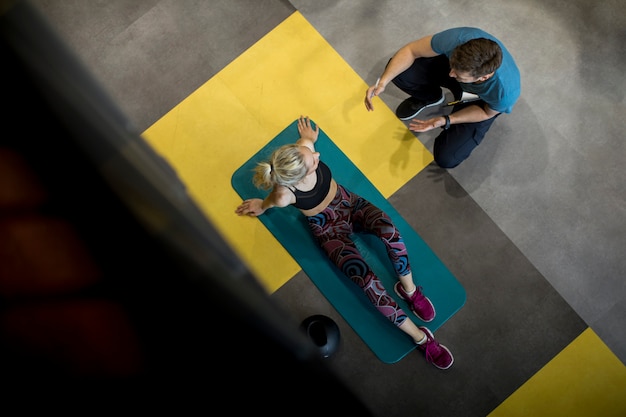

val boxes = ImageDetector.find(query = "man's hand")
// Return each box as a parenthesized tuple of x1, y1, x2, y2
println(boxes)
(408, 116, 446, 132)
(364, 78, 384, 111)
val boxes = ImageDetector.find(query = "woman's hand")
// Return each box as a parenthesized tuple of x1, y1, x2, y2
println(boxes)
(297, 115, 319, 142)
(235, 198, 265, 217)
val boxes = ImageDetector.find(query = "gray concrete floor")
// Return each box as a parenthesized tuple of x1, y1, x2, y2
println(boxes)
(26, 0, 626, 415)
(290, 0, 626, 362)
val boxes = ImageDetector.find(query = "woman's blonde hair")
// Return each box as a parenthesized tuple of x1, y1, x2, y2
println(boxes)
(253, 144, 307, 190)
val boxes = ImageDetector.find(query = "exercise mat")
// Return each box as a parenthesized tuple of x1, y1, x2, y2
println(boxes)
(231, 120, 466, 363)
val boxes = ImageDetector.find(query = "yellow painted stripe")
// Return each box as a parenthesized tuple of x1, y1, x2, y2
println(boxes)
(142, 11, 432, 293)
(488, 327, 626, 417)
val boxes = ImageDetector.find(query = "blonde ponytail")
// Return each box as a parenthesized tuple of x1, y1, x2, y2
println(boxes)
(252, 144, 307, 190)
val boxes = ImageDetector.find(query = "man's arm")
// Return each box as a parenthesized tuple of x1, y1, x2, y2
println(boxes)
(380, 36, 437, 89)
(448, 103, 500, 123)
(365, 35, 438, 111)
(408, 103, 500, 132)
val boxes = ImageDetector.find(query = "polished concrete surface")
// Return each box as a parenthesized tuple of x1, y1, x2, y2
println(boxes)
(20, 1, 626, 416)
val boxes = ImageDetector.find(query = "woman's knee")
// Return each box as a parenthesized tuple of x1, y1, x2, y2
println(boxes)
(371, 218, 399, 240)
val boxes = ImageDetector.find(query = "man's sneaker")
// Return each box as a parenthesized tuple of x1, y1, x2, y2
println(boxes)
(417, 326, 454, 370)
(395, 92, 445, 120)
(394, 282, 435, 322)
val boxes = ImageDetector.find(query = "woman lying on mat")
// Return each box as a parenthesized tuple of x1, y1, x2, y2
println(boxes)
(235, 115, 453, 369)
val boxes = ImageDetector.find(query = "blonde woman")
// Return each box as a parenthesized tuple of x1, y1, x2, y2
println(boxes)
(236, 116, 453, 369)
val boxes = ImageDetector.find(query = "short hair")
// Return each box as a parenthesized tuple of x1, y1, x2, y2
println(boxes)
(252, 144, 307, 190)
(450, 38, 502, 77)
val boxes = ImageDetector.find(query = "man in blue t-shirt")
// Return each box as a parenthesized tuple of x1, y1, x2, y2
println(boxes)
(364, 27, 521, 168)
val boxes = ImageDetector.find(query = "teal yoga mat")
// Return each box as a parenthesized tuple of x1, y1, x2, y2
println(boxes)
(231, 120, 466, 363)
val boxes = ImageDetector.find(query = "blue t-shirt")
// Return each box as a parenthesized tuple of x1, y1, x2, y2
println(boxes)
(431, 27, 521, 113)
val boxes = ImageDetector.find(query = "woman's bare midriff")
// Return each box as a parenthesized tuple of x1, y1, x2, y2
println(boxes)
(299, 179, 338, 217)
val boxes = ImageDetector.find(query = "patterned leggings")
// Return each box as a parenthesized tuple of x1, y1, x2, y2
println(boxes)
(306, 184, 410, 327)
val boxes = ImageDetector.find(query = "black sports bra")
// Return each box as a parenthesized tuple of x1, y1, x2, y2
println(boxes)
(290, 160, 332, 210)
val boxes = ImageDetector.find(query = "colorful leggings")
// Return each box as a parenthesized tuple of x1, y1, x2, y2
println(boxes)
(306, 184, 410, 327)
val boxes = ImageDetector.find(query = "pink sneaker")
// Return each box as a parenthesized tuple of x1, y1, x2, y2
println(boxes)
(394, 282, 435, 322)
(417, 326, 454, 370)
